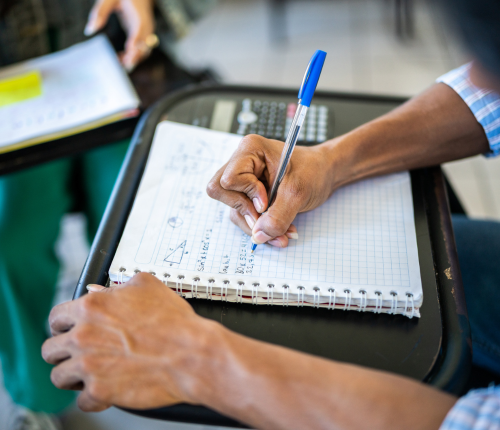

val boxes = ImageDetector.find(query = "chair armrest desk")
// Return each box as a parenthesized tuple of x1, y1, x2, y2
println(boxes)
(74, 84, 471, 428)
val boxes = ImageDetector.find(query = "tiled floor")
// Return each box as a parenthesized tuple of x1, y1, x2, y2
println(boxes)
(1, 0, 499, 429)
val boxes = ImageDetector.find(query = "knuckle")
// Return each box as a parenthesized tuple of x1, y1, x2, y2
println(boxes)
(238, 135, 255, 149)
(48, 308, 58, 327)
(206, 178, 220, 199)
(50, 366, 60, 388)
(50, 368, 63, 388)
(219, 172, 236, 190)
(86, 380, 107, 403)
(41, 343, 49, 360)
(80, 295, 100, 316)
(134, 272, 151, 282)
(230, 198, 246, 213)
(240, 134, 264, 148)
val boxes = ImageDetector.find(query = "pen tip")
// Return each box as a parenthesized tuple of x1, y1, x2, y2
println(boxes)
(251, 250, 254, 253)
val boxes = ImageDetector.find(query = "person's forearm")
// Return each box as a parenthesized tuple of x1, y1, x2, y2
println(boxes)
(325, 83, 489, 190)
(188, 325, 456, 430)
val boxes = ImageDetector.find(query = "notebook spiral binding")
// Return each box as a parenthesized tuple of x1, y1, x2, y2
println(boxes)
(112, 269, 417, 318)
(267, 284, 274, 305)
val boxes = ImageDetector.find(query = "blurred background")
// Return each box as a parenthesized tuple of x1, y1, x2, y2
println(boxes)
(175, 0, 500, 222)
(1, 0, 498, 429)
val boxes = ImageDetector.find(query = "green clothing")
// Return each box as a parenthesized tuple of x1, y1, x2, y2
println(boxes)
(0, 140, 129, 413)
(0, 0, 216, 414)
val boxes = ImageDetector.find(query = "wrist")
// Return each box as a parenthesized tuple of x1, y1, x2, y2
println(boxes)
(317, 136, 359, 194)
(172, 318, 237, 405)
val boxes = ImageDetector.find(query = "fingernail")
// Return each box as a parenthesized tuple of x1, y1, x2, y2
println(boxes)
(286, 232, 299, 240)
(86, 284, 105, 292)
(253, 198, 264, 213)
(268, 238, 285, 247)
(252, 230, 273, 244)
(84, 22, 96, 36)
(244, 215, 255, 229)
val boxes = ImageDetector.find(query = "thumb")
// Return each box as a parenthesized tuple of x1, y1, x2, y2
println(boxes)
(86, 284, 119, 293)
(84, 0, 116, 36)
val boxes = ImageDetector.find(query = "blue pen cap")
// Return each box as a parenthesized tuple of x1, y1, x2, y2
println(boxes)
(297, 50, 327, 107)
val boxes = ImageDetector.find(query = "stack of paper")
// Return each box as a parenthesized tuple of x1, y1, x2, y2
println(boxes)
(0, 35, 140, 153)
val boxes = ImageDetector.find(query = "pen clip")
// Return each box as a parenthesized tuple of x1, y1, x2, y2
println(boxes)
(297, 50, 327, 107)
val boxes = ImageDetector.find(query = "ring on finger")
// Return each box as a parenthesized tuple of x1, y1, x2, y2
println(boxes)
(143, 33, 159, 50)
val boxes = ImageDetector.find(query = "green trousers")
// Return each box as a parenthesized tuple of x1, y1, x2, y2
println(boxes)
(0, 140, 129, 413)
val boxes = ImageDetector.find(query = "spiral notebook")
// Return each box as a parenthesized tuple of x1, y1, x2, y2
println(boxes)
(109, 121, 423, 318)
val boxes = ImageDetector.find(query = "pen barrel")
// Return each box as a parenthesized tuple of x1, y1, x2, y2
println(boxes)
(267, 104, 308, 207)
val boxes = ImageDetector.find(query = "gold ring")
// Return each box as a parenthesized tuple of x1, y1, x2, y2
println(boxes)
(144, 34, 159, 49)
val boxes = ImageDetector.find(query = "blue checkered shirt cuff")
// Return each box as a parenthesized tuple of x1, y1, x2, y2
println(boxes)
(437, 63, 500, 157)
(440, 387, 500, 429)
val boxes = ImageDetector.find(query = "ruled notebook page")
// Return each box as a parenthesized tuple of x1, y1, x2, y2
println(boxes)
(110, 121, 423, 316)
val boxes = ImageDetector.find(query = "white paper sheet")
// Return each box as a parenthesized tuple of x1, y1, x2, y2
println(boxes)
(0, 35, 139, 149)
(110, 122, 423, 316)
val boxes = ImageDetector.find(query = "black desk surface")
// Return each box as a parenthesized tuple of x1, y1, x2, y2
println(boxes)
(74, 85, 471, 428)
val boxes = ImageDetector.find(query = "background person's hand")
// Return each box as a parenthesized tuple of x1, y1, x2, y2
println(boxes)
(207, 134, 338, 248)
(42, 274, 220, 412)
(85, 0, 156, 71)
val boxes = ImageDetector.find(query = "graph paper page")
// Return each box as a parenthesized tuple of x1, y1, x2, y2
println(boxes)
(110, 121, 422, 304)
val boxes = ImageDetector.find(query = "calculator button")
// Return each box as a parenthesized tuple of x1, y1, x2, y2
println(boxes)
(317, 133, 327, 142)
(318, 118, 328, 127)
(238, 111, 258, 125)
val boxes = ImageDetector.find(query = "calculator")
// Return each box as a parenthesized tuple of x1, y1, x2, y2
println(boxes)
(165, 93, 335, 145)
(235, 98, 329, 143)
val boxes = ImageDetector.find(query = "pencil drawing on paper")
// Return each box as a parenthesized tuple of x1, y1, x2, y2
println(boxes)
(168, 216, 183, 228)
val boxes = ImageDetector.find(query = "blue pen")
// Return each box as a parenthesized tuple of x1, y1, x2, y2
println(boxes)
(251, 49, 327, 253)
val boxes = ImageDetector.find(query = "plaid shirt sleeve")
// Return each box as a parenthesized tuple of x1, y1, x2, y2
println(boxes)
(437, 63, 500, 157)
(440, 387, 500, 429)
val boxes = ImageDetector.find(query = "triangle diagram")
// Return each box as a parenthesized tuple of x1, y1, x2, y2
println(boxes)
(165, 240, 186, 264)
